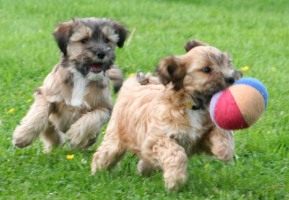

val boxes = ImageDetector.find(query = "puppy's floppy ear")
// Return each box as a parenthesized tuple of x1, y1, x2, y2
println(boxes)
(112, 21, 128, 48)
(53, 19, 77, 55)
(184, 40, 207, 52)
(157, 56, 186, 90)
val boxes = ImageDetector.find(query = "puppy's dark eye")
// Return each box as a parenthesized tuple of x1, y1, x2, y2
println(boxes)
(202, 66, 211, 73)
(104, 38, 110, 43)
(81, 38, 89, 44)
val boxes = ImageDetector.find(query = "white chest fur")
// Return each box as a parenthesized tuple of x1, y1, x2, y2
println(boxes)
(173, 109, 208, 147)
(187, 108, 207, 134)
(70, 71, 89, 107)
(69, 69, 105, 107)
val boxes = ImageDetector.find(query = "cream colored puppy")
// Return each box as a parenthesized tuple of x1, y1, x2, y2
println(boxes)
(91, 40, 241, 191)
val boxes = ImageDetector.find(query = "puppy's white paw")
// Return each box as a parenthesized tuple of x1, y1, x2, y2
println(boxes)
(164, 171, 188, 191)
(214, 146, 234, 162)
(12, 129, 36, 148)
(66, 128, 89, 149)
(91, 152, 106, 174)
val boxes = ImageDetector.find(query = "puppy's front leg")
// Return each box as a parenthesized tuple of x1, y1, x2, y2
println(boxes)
(66, 108, 110, 149)
(201, 126, 234, 162)
(91, 130, 125, 174)
(107, 66, 123, 93)
(12, 92, 50, 148)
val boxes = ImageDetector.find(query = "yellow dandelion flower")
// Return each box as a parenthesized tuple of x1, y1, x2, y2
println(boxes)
(128, 73, 135, 77)
(7, 108, 15, 114)
(66, 154, 75, 160)
(240, 66, 250, 73)
(204, 163, 210, 170)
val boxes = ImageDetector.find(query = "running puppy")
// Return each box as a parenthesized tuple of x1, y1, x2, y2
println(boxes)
(91, 40, 241, 191)
(12, 18, 128, 152)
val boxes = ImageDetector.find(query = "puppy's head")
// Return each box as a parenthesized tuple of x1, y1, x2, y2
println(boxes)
(53, 18, 128, 77)
(157, 40, 242, 108)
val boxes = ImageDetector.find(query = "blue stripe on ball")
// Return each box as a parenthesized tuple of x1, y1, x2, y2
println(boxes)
(234, 78, 268, 108)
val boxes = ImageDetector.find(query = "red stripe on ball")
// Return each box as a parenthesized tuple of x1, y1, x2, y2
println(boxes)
(214, 89, 249, 130)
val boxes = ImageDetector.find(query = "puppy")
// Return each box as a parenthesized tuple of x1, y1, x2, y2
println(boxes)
(91, 40, 242, 191)
(12, 18, 128, 152)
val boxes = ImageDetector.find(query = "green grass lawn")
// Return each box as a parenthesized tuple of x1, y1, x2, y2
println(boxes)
(0, 0, 288, 199)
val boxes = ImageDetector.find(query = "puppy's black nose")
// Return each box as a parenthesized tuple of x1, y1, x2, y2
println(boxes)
(225, 77, 235, 84)
(97, 52, 105, 59)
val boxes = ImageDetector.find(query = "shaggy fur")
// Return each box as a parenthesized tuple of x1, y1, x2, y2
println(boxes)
(91, 40, 242, 191)
(12, 18, 128, 152)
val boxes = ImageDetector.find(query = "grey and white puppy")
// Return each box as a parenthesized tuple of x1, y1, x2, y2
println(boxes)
(12, 18, 128, 152)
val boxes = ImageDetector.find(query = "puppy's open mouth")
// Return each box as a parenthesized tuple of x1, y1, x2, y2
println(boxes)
(90, 63, 103, 73)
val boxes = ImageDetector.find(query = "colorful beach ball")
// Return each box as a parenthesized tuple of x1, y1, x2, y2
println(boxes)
(210, 78, 268, 130)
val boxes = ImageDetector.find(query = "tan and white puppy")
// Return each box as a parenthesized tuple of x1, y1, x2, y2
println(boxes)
(12, 18, 128, 152)
(91, 40, 242, 191)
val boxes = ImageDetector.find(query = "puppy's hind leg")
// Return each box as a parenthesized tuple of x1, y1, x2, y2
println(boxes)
(142, 134, 188, 191)
(91, 130, 125, 174)
(40, 122, 64, 153)
(12, 92, 51, 148)
(67, 108, 110, 149)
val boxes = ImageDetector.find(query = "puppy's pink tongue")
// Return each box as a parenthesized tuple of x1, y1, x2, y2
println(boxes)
(90, 64, 102, 73)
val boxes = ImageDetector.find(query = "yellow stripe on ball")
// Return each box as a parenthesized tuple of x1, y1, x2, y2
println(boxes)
(229, 84, 265, 126)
